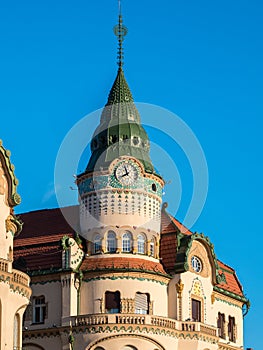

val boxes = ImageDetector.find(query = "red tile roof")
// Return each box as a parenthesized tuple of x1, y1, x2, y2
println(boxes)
(161, 209, 192, 235)
(217, 260, 243, 297)
(13, 206, 244, 298)
(81, 256, 167, 275)
(14, 207, 77, 272)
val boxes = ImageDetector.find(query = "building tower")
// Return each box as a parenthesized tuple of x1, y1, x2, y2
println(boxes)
(75, 8, 170, 349)
(16, 4, 249, 350)
(0, 141, 31, 349)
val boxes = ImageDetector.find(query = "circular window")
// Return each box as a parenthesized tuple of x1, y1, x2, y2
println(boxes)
(191, 256, 202, 273)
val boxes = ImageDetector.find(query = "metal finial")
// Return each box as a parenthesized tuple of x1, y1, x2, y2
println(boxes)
(113, 0, 128, 67)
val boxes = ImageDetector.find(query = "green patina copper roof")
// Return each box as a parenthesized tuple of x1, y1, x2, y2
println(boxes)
(85, 68, 155, 174)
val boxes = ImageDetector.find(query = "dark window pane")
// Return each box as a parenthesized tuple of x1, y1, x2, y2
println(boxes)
(105, 291, 120, 313)
(192, 299, 201, 322)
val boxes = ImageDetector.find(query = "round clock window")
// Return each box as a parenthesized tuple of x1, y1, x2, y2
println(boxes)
(115, 162, 138, 186)
(191, 256, 202, 273)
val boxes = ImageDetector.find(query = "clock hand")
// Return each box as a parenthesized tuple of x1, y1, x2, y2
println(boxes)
(121, 172, 129, 178)
(124, 165, 129, 176)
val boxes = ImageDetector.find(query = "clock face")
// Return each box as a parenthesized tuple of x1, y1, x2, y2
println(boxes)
(115, 162, 139, 186)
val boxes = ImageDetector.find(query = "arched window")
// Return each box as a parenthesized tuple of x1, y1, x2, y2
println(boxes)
(137, 234, 146, 254)
(135, 292, 149, 314)
(105, 291, 120, 313)
(122, 232, 132, 252)
(94, 234, 101, 254)
(13, 313, 19, 349)
(106, 231, 117, 253)
(150, 237, 155, 257)
(217, 312, 225, 339)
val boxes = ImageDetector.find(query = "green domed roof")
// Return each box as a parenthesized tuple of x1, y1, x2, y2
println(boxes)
(85, 68, 155, 174)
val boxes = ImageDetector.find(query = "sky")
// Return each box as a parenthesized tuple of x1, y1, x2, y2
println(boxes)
(1, 0, 262, 348)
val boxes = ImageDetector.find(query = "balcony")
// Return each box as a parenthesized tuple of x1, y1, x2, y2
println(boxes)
(67, 313, 218, 337)
(0, 262, 31, 298)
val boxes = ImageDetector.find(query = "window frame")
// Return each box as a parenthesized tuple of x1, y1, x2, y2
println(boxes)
(217, 312, 226, 339)
(122, 232, 133, 253)
(134, 292, 150, 314)
(94, 234, 102, 254)
(149, 238, 155, 257)
(137, 234, 146, 254)
(228, 316, 236, 342)
(105, 291, 121, 314)
(106, 231, 117, 253)
(191, 298, 201, 322)
(33, 296, 46, 324)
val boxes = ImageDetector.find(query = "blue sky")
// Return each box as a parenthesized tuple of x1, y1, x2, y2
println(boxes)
(1, 0, 262, 347)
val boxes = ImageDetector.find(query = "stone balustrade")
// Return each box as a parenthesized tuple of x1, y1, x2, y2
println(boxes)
(12, 269, 30, 287)
(69, 313, 218, 337)
(0, 258, 8, 272)
(116, 314, 145, 325)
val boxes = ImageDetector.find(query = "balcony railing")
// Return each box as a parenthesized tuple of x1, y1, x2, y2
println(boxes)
(12, 269, 30, 287)
(68, 313, 217, 337)
(0, 257, 8, 272)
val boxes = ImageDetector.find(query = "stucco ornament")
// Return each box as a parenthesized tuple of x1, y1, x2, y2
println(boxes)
(176, 279, 184, 297)
(5, 214, 23, 236)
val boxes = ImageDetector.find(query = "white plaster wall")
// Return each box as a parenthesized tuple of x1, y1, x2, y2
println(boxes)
(80, 276, 168, 317)
(211, 297, 244, 346)
(0, 282, 29, 350)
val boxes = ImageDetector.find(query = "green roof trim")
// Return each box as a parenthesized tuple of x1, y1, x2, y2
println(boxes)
(0, 140, 21, 207)
(213, 285, 249, 305)
(174, 232, 225, 285)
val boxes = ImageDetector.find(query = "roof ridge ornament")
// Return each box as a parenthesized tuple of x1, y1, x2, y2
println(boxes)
(113, 0, 128, 68)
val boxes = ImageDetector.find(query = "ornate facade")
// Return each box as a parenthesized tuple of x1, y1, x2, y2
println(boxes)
(5, 8, 250, 350)
(0, 141, 31, 350)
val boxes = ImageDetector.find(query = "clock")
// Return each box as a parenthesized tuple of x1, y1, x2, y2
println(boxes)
(115, 162, 138, 186)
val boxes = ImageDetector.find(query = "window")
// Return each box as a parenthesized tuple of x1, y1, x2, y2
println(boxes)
(218, 312, 225, 339)
(137, 234, 146, 254)
(228, 316, 236, 342)
(135, 292, 149, 314)
(191, 298, 201, 322)
(191, 256, 202, 273)
(33, 296, 46, 324)
(106, 231, 117, 253)
(150, 238, 155, 257)
(94, 234, 101, 253)
(122, 232, 132, 252)
(105, 291, 120, 313)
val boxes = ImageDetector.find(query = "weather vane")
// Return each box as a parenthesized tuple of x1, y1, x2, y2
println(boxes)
(113, 0, 128, 67)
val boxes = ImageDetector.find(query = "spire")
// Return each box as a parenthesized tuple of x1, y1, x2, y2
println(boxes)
(113, 0, 128, 68)
(83, 2, 156, 176)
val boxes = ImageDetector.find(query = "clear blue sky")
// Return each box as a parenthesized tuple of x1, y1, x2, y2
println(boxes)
(1, 0, 262, 348)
